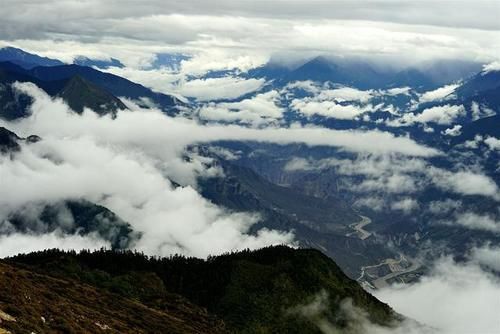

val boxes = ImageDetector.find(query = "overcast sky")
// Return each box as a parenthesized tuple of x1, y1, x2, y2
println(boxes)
(1, 1, 500, 69)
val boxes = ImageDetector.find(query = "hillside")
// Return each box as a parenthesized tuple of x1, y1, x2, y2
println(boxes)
(199, 157, 395, 277)
(0, 261, 226, 334)
(7, 246, 400, 333)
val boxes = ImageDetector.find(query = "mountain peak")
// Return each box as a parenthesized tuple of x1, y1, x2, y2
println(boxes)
(0, 46, 64, 69)
(58, 74, 127, 115)
(0, 127, 21, 153)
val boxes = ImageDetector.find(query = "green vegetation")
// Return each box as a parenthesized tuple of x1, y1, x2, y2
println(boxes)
(0, 261, 226, 334)
(10, 246, 398, 333)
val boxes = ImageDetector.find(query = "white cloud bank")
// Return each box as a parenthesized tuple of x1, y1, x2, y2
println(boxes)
(375, 257, 500, 334)
(287, 84, 387, 120)
(198, 90, 283, 126)
(442, 212, 500, 233)
(0, 232, 110, 258)
(482, 61, 500, 75)
(419, 84, 460, 103)
(388, 105, 466, 127)
(178, 76, 265, 101)
(0, 82, 441, 258)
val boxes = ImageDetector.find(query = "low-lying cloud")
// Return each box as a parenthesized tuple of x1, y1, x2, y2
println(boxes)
(375, 256, 500, 334)
(0, 82, 442, 258)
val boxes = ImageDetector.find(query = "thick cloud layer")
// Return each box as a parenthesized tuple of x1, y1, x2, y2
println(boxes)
(0, 82, 440, 257)
(2, 1, 500, 71)
(0, 232, 109, 258)
(375, 256, 500, 334)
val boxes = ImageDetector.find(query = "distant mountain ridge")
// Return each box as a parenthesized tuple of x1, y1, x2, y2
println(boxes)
(0, 46, 64, 69)
(0, 60, 181, 119)
(249, 55, 482, 90)
(0, 46, 125, 70)
(73, 56, 125, 69)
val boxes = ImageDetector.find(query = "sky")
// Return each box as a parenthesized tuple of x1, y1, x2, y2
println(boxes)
(1, 0, 500, 70)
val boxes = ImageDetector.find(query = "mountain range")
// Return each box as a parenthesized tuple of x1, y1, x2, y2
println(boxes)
(0, 45, 499, 333)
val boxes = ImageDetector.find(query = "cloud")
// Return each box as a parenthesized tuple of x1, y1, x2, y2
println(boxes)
(316, 87, 375, 103)
(484, 136, 500, 151)
(0, 134, 296, 257)
(442, 125, 461, 136)
(104, 55, 267, 100)
(288, 290, 431, 334)
(388, 105, 466, 127)
(283, 155, 499, 200)
(8, 82, 438, 158)
(0, 232, 109, 258)
(291, 99, 378, 120)
(428, 167, 499, 199)
(470, 101, 495, 121)
(178, 76, 265, 101)
(2, 1, 500, 73)
(0, 83, 296, 257)
(384, 87, 411, 96)
(287, 84, 387, 120)
(0, 82, 440, 257)
(481, 61, 500, 74)
(427, 200, 462, 215)
(410, 104, 465, 125)
(375, 257, 500, 334)
(419, 84, 459, 103)
(285, 80, 322, 94)
(442, 212, 500, 233)
(469, 245, 500, 272)
(390, 198, 420, 214)
(1, 1, 500, 34)
(198, 90, 283, 125)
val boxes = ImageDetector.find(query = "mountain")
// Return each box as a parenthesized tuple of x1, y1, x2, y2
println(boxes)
(201, 158, 359, 234)
(149, 53, 191, 70)
(0, 126, 21, 153)
(0, 61, 126, 118)
(282, 56, 389, 89)
(8, 246, 399, 333)
(248, 56, 482, 91)
(0, 126, 40, 153)
(0, 127, 137, 248)
(420, 59, 482, 85)
(456, 70, 500, 99)
(57, 75, 127, 114)
(389, 68, 434, 90)
(73, 56, 125, 69)
(452, 113, 500, 143)
(0, 260, 226, 333)
(0, 47, 183, 115)
(0, 62, 47, 119)
(248, 56, 446, 90)
(6, 199, 138, 249)
(199, 155, 395, 277)
(455, 70, 500, 110)
(0, 46, 64, 69)
(28, 63, 181, 114)
(0, 60, 181, 118)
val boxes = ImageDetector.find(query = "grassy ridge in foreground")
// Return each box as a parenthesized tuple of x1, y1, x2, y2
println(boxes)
(8, 246, 399, 333)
